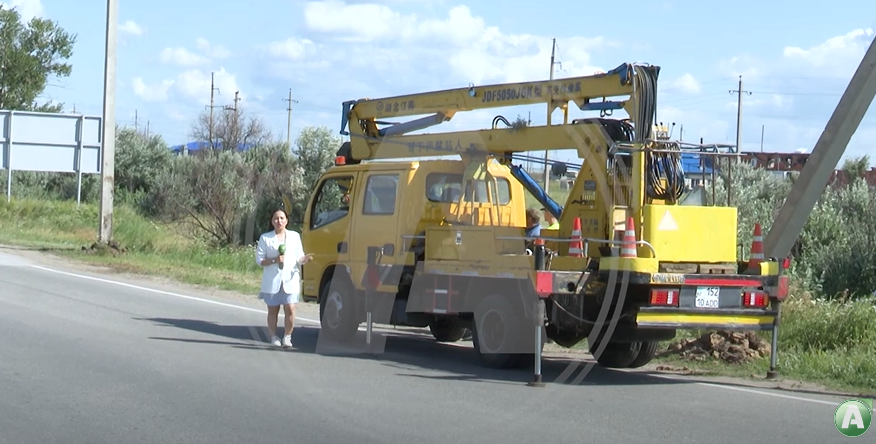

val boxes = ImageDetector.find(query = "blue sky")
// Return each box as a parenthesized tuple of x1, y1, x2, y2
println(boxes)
(5, 0, 876, 165)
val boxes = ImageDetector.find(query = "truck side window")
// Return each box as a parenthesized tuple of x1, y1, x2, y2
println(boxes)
(362, 174, 399, 215)
(426, 173, 462, 203)
(496, 178, 511, 205)
(425, 173, 511, 205)
(310, 176, 353, 229)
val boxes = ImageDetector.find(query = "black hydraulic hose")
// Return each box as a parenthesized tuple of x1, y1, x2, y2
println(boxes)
(631, 65, 685, 202)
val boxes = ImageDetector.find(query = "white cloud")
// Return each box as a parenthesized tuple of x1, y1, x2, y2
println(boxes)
(783, 28, 874, 75)
(669, 73, 701, 95)
(160, 47, 210, 67)
(286, 1, 610, 87)
(131, 68, 242, 106)
(196, 38, 231, 59)
(158, 39, 231, 68)
(0, 0, 43, 20)
(119, 20, 143, 36)
(132, 78, 173, 102)
(174, 68, 241, 103)
(266, 38, 315, 60)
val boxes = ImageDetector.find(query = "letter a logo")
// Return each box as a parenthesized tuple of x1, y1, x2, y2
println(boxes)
(835, 399, 872, 437)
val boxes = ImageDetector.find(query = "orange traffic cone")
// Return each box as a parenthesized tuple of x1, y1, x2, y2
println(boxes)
(569, 217, 583, 257)
(621, 217, 637, 258)
(747, 223, 764, 270)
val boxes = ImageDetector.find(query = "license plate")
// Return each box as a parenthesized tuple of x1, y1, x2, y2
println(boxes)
(695, 286, 720, 308)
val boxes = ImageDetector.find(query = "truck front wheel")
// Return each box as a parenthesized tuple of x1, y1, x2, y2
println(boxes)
(319, 272, 359, 342)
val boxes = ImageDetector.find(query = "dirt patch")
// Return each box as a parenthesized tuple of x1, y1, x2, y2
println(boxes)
(660, 330, 771, 364)
(81, 240, 127, 256)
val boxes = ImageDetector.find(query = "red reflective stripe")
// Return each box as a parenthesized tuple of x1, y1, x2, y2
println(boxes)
(777, 276, 789, 300)
(536, 271, 553, 296)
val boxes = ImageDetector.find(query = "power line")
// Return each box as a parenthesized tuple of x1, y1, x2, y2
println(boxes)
(729, 75, 752, 153)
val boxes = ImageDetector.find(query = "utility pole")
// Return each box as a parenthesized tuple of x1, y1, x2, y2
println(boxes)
(233, 90, 240, 112)
(99, 0, 118, 244)
(283, 88, 298, 152)
(146, 120, 150, 138)
(207, 72, 220, 148)
(729, 75, 752, 154)
(134, 109, 138, 132)
(679, 124, 683, 142)
(760, 125, 764, 152)
(544, 38, 558, 192)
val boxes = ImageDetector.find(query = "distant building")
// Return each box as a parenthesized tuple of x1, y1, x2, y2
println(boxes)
(830, 167, 876, 188)
(170, 141, 254, 155)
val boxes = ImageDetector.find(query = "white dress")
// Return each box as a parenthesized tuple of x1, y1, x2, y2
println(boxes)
(254, 229, 305, 306)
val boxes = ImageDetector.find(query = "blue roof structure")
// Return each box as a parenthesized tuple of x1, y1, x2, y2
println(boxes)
(169, 140, 254, 153)
(680, 152, 715, 175)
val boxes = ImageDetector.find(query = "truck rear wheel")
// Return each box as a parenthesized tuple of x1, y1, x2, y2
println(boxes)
(318, 271, 359, 342)
(471, 294, 527, 369)
(627, 341, 658, 368)
(589, 340, 639, 368)
(429, 318, 467, 342)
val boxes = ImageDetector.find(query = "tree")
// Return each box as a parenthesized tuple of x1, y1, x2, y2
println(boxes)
(189, 105, 272, 151)
(149, 150, 256, 247)
(295, 125, 344, 190)
(0, 6, 76, 112)
(114, 126, 173, 211)
(283, 126, 344, 226)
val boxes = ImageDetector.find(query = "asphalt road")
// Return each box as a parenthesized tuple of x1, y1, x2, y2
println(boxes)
(0, 250, 857, 443)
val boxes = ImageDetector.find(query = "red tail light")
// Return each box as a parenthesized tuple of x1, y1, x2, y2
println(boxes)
(782, 257, 791, 269)
(742, 290, 768, 307)
(650, 289, 679, 306)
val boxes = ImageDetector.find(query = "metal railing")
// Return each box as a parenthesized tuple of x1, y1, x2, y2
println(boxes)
(403, 233, 658, 259)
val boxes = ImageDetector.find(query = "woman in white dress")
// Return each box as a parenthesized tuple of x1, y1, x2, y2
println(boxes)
(255, 208, 312, 347)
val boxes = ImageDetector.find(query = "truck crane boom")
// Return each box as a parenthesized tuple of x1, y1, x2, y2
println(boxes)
(337, 62, 661, 219)
(338, 62, 659, 163)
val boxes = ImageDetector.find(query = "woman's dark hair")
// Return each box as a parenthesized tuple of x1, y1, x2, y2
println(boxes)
(269, 207, 288, 227)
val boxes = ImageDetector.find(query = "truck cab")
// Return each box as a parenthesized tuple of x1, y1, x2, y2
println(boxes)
(301, 156, 529, 338)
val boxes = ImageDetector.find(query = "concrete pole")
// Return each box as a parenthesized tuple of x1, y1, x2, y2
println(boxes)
(763, 37, 876, 259)
(98, 0, 118, 244)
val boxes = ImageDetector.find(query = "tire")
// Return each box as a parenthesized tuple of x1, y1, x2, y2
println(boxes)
(471, 294, 528, 369)
(318, 271, 359, 342)
(626, 341, 658, 368)
(589, 340, 639, 369)
(429, 318, 467, 342)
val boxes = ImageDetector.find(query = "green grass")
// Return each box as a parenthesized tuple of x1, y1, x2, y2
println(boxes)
(3, 197, 875, 395)
(651, 294, 876, 395)
(0, 198, 263, 294)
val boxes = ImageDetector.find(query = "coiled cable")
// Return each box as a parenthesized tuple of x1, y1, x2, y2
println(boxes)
(645, 142, 686, 201)
(631, 64, 685, 202)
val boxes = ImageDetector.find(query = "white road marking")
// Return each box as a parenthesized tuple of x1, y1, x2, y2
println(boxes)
(30, 265, 321, 323)
(30, 264, 845, 406)
(620, 367, 842, 406)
